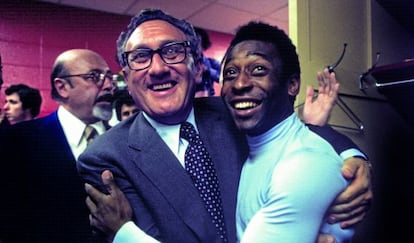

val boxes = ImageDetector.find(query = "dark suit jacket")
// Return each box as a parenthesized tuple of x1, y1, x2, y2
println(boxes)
(77, 97, 362, 243)
(0, 111, 103, 243)
(78, 97, 249, 243)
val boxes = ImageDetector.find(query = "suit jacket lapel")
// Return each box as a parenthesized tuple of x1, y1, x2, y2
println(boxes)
(127, 113, 215, 237)
(194, 98, 246, 242)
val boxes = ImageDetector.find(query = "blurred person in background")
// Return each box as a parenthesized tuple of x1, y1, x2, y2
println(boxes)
(113, 89, 140, 122)
(1, 83, 42, 127)
(0, 48, 116, 243)
(194, 27, 221, 97)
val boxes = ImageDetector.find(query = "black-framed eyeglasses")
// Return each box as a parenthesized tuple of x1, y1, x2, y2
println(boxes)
(59, 70, 118, 87)
(122, 41, 191, 71)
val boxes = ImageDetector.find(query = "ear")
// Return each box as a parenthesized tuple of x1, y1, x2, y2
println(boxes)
(54, 78, 70, 99)
(288, 76, 301, 96)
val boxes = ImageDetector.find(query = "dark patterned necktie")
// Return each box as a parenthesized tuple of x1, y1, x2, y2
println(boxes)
(180, 122, 228, 242)
(83, 125, 98, 145)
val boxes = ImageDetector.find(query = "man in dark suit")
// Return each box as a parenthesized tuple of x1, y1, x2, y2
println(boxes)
(77, 9, 372, 243)
(0, 49, 116, 242)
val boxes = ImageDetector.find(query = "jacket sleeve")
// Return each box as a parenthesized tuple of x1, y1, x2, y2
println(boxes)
(306, 124, 367, 158)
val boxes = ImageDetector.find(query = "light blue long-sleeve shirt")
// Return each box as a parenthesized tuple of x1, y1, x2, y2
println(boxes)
(237, 114, 355, 243)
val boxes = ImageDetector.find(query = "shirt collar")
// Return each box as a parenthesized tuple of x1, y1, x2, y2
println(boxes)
(142, 108, 197, 156)
(57, 106, 106, 146)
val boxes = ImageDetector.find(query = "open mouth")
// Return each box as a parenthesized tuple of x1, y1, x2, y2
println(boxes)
(231, 100, 262, 110)
(149, 81, 178, 91)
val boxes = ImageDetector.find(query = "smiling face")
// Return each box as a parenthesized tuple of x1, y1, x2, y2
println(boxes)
(221, 40, 294, 136)
(122, 20, 202, 125)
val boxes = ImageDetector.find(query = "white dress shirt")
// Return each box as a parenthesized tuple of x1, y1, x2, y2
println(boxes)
(57, 106, 107, 160)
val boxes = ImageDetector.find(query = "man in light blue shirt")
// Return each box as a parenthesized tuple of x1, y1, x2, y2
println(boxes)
(221, 21, 366, 242)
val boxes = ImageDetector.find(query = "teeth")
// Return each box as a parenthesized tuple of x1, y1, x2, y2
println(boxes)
(234, 101, 258, 109)
(152, 83, 173, 91)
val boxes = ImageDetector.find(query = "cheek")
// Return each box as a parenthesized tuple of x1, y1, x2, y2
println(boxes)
(126, 71, 144, 89)
(220, 82, 231, 96)
(72, 85, 96, 104)
(126, 79, 146, 108)
(14, 104, 24, 112)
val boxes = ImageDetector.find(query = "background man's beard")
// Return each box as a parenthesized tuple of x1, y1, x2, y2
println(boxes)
(92, 103, 113, 121)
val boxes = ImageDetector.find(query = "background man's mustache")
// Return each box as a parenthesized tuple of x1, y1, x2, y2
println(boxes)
(95, 93, 113, 104)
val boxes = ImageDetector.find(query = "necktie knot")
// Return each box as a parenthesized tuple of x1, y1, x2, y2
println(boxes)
(180, 122, 197, 143)
(84, 125, 98, 145)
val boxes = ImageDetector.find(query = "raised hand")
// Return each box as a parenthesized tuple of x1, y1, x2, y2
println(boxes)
(303, 68, 339, 126)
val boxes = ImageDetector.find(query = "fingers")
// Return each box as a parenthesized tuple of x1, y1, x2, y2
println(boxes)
(85, 195, 97, 213)
(305, 85, 315, 103)
(340, 157, 360, 179)
(330, 191, 367, 214)
(337, 211, 366, 229)
(89, 213, 105, 233)
(316, 234, 335, 243)
(317, 68, 339, 98)
(328, 191, 373, 227)
(339, 158, 372, 203)
(86, 196, 104, 232)
(85, 183, 105, 203)
(101, 170, 115, 194)
(328, 205, 367, 228)
(332, 180, 372, 210)
(84, 170, 118, 209)
(329, 157, 374, 228)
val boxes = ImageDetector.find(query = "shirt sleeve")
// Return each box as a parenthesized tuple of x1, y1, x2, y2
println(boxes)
(340, 148, 367, 160)
(240, 152, 354, 243)
(114, 221, 160, 243)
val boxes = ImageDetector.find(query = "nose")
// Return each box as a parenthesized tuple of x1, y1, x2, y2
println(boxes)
(232, 72, 253, 93)
(101, 76, 116, 92)
(148, 53, 169, 76)
(3, 102, 9, 110)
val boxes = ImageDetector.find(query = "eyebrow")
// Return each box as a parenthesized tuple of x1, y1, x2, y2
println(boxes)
(225, 51, 269, 64)
(88, 68, 110, 73)
(246, 51, 268, 58)
(129, 39, 186, 50)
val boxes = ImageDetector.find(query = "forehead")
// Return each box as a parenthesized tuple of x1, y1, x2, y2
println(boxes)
(227, 40, 277, 62)
(121, 103, 136, 109)
(126, 20, 187, 50)
(68, 53, 108, 73)
(6, 93, 20, 100)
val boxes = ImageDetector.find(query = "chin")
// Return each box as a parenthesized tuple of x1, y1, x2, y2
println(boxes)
(92, 105, 113, 121)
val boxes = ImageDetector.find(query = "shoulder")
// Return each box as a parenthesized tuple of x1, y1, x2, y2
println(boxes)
(2, 112, 57, 136)
(91, 112, 142, 148)
(193, 96, 227, 113)
(273, 126, 344, 182)
(193, 96, 238, 128)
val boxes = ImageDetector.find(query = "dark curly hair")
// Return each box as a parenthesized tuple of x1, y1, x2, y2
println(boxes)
(223, 21, 301, 88)
(5, 83, 42, 117)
